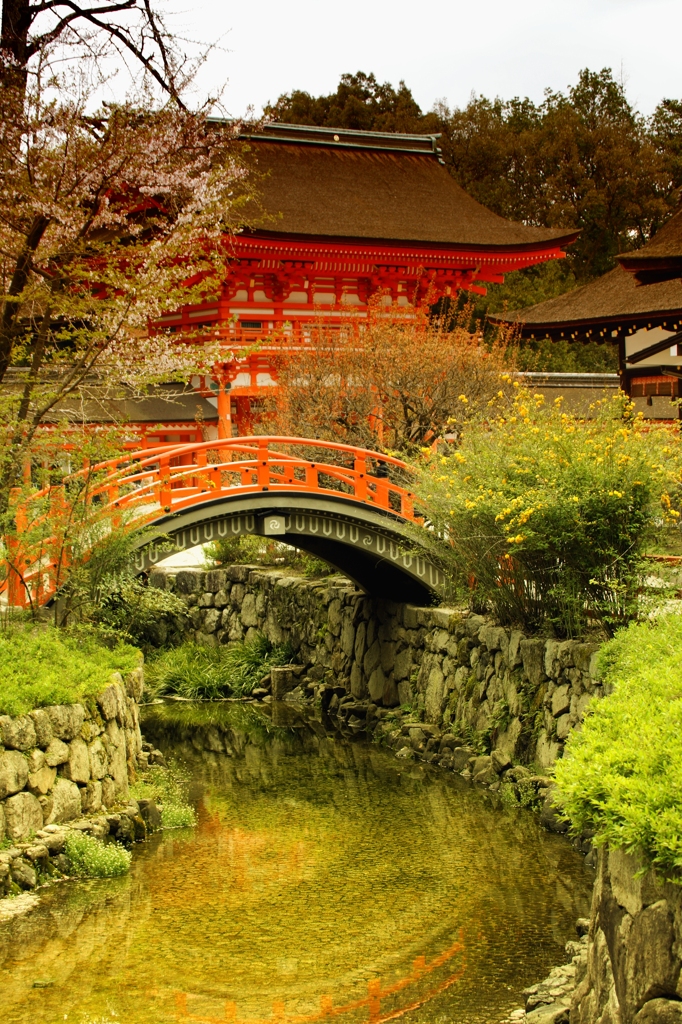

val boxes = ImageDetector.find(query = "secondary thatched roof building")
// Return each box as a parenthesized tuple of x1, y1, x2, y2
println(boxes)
(495, 207, 682, 418)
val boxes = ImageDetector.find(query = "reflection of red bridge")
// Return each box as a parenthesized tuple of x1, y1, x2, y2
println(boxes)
(173, 932, 465, 1024)
(6, 436, 445, 607)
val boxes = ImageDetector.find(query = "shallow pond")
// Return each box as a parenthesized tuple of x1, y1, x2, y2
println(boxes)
(0, 702, 593, 1024)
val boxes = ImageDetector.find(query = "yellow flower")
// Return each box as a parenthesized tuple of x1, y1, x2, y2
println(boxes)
(458, 394, 468, 403)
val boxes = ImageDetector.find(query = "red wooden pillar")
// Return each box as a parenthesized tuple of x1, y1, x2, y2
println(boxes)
(217, 382, 232, 439)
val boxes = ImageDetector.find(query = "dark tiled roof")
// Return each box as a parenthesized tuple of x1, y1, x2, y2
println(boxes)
(497, 266, 682, 338)
(238, 124, 577, 251)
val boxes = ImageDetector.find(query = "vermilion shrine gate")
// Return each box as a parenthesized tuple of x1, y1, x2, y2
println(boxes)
(139, 123, 577, 446)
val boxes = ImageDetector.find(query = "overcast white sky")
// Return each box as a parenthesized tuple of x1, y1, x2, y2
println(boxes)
(160, 0, 682, 118)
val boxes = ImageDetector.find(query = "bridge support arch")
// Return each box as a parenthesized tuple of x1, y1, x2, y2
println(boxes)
(135, 494, 444, 604)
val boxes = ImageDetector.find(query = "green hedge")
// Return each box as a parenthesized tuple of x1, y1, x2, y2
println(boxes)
(0, 625, 140, 716)
(554, 613, 682, 877)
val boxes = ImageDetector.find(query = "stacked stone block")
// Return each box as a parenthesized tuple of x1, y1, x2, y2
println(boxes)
(160, 567, 604, 772)
(0, 667, 144, 848)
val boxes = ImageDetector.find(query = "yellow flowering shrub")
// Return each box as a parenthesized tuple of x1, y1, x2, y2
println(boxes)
(414, 388, 682, 635)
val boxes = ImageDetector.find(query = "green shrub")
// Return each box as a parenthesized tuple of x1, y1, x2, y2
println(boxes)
(0, 624, 140, 716)
(146, 634, 293, 700)
(204, 535, 335, 578)
(416, 387, 682, 635)
(64, 831, 131, 877)
(554, 614, 682, 878)
(93, 575, 187, 649)
(130, 761, 197, 829)
(161, 803, 197, 828)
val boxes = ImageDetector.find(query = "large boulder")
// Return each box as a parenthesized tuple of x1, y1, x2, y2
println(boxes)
(634, 1000, 682, 1023)
(44, 778, 81, 824)
(96, 682, 125, 722)
(0, 714, 36, 750)
(88, 738, 108, 780)
(81, 780, 102, 814)
(45, 704, 85, 741)
(125, 667, 145, 702)
(27, 765, 56, 796)
(28, 708, 53, 747)
(10, 857, 37, 889)
(0, 749, 29, 799)
(4, 791, 44, 840)
(44, 737, 70, 767)
(61, 738, 91, 784)
(425, 666, 445, 722)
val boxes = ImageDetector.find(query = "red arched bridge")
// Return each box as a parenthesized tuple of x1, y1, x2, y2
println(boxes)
(4, 437, 445, 607)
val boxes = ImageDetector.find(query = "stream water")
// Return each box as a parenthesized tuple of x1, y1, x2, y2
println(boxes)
(0, 702, 593, 1024)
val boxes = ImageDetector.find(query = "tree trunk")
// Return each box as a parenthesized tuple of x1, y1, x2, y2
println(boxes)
(0, 0, 31, 92)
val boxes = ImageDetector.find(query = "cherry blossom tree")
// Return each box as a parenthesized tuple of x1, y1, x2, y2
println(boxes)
(0, 53, 252, 514)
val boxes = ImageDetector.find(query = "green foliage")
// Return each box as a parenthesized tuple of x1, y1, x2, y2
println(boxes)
(146, 634, 293, 700)
(145, 643, 234, 700)
(161, 804, 197, 828)
(64, 831, 131, 878)
(204, 535, 334, 578)
(301, 555, 335, 578)
(554, 614, 682, 879)
(219, 634, 294, 696)
(0, 623, 140, 716)
(416, 387, 682, 635)
(130, 761, 197, 830)
(265, 71, 427, 134)
(204, 534, 272, 566)
(515, 337, 619, 374)
(92, 575, 187, 649)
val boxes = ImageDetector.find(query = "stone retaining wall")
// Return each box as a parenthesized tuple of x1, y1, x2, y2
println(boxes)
(571, 848, 682, 1024)
(156, 566, 606, 776)
(0, 666, 145, 860)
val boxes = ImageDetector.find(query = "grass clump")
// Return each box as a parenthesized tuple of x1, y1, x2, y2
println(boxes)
(64, 831, 131, 877)
(554, 613, 682, 879)
(0, 624, 140, 716)
(146, 633, 293, 700)
(130, 761, 197, 829)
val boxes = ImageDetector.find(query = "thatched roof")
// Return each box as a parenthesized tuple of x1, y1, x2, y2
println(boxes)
(495, 265, 682, 340)
(237, 123, 578, 252)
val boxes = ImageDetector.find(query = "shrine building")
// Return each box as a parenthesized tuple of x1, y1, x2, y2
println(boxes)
(126, 123, 579, 443)
(497, 207, 682, 419)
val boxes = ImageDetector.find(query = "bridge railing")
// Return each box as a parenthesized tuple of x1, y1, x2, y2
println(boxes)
(2, 437, 419, 608)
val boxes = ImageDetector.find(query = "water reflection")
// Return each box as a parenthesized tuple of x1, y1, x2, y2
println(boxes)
(0, 702, 593, 1024)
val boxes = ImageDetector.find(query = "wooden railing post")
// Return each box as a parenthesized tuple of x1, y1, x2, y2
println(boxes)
(159, 457, 172, 511)
(354, 457, 367, 501)
(256, 441, 270, 490)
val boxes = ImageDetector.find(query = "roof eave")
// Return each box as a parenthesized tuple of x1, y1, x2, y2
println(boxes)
(490, 306, 682, 338)
(238, 227, 580, 254)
